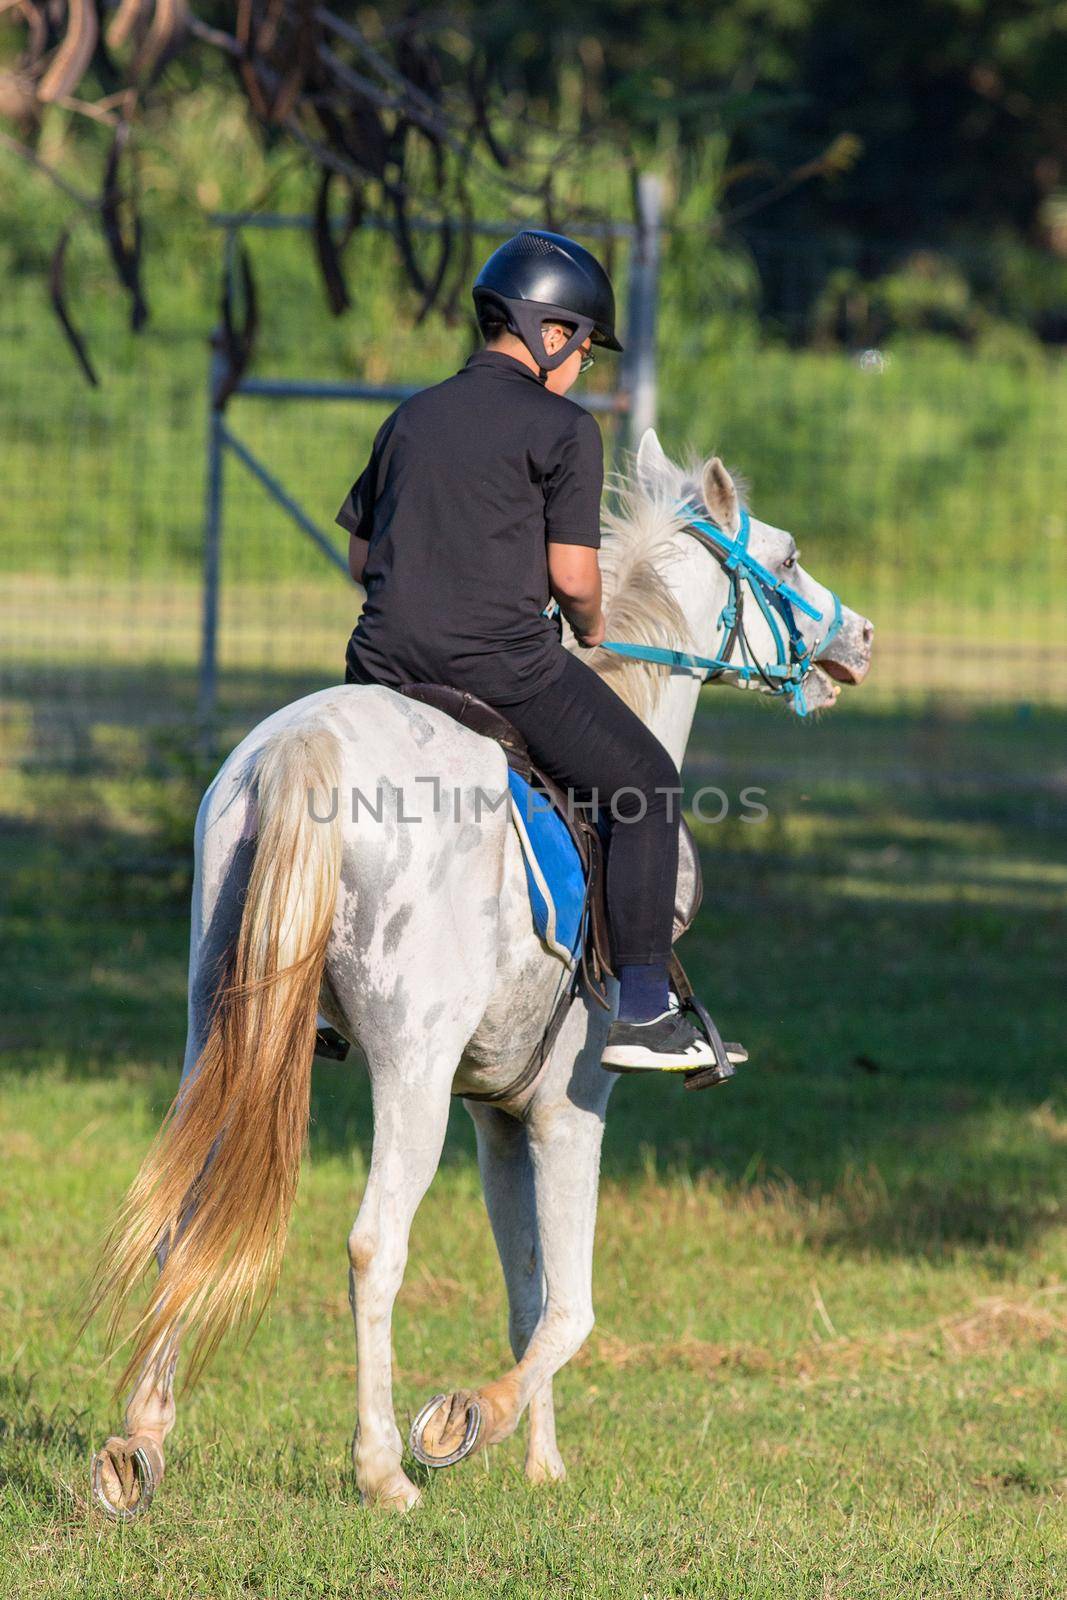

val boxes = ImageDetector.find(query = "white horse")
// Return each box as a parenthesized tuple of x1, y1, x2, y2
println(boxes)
(89, 431, 873, 1517)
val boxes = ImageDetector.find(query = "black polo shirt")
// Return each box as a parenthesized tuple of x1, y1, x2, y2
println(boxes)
(335, 349, 603, 706)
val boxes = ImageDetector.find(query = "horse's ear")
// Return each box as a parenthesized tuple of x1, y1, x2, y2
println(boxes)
(636, 428, 671, 497)
(702, 457, 740, 535)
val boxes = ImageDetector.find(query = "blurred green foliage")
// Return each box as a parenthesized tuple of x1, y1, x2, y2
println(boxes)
(4, 0, 1067, 340)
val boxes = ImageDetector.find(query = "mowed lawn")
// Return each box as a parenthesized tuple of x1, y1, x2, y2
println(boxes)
(1, 696, 1065, 1598)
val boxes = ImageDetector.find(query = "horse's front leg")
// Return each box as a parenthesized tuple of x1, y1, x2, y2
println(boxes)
(467, 1102, 566, 1484)
(348, 1057, 457, 1511)
(412, 1043, 611, 1467)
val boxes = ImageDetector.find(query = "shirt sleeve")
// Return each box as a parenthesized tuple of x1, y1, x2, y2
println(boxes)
(542, 410, 604, 548)
(335, 458, 375, 541)
(335, 415, 394, 540)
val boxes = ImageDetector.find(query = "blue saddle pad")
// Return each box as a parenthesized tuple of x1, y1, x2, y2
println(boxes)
(507, 769, 585, 963)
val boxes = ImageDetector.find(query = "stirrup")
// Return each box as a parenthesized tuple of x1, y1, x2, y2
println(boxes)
(678, 994, 746, 1091)
(666, 950, 747, 1092)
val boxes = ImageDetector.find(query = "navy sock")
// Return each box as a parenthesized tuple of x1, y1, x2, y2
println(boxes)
(617, 961, 670, 1023)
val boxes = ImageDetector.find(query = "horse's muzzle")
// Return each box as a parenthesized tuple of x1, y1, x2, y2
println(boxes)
(820, 616, 874, 686)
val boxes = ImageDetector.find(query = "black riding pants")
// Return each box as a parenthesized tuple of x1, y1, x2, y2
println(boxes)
(496, 651, 681, 967)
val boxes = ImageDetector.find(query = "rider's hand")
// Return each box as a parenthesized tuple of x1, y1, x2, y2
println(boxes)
(576, 612, 606, 650)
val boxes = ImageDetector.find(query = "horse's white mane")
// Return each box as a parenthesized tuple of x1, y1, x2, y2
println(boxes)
(566, 432, 726, 719)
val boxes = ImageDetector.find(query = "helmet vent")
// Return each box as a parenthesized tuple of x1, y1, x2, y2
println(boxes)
(505, 232, 559, 259)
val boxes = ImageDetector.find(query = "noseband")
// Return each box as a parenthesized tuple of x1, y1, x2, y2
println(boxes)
(598, 504, 843, 717)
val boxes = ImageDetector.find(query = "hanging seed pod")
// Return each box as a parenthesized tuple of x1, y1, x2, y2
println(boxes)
(37, 0, 99, 102)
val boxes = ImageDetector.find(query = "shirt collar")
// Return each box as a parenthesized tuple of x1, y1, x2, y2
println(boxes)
(462, 349, 546, 386)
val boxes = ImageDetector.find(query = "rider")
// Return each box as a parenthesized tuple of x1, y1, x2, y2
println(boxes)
(336, 229, 723, 1073)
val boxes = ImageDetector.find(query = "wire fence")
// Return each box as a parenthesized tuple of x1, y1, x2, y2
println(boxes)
(2, 219, 1066, 777)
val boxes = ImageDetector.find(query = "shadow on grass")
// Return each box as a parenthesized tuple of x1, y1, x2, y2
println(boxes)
(813, 1174, 1064, 1260)
(3, 661, 343, 774)
(1, 691, 1065, 1259)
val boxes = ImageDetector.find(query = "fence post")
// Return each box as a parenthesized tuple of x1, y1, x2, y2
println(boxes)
(625, 173, 663, 452)
(197, 333, 226, 755)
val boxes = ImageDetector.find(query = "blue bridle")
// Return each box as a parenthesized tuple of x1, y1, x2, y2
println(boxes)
(598, 503, 844, 718)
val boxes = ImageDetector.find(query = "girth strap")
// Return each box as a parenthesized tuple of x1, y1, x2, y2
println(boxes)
(460, 971, 579, 1104)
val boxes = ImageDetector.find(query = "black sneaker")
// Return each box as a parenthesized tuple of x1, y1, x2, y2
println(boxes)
(314, 1025, 350, 1062)
(601, 1005, 746, 1074)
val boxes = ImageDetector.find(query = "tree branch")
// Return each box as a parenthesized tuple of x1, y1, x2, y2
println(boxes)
(0, 129, 99, 211)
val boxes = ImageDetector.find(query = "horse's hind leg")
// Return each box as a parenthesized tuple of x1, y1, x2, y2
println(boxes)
(90, 1171, 202, 1518)
(348, 1053, 459, 1512)
(89, 1145, 199, 1518)
(90, 787, 253, 1520)
(90, 1336, 177, 1520)
(467, 1102, 566, 1483)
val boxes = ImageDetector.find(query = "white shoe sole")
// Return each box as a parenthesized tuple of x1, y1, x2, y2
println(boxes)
(602, 1042, 748, 1074)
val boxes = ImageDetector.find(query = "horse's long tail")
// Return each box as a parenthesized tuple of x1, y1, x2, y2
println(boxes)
(89, 721, 343, 1392)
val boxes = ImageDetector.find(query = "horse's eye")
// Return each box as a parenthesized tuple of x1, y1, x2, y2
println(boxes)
(783, 553, 797, 571)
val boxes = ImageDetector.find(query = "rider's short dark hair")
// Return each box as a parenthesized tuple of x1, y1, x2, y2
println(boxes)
(478, 308, 578, 349)
(477, 305, 510, 342)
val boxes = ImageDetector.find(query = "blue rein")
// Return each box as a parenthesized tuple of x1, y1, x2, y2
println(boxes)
(598, 505, 843, 718)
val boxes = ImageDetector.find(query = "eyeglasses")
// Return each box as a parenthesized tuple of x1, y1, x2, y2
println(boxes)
(578, 346, 595, 375)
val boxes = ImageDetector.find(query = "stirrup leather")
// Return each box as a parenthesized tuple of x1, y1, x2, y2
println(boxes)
(668, 950, 743, 1091)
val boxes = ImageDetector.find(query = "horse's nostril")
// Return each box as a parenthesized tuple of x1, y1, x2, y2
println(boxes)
(863, 619, 874, 643)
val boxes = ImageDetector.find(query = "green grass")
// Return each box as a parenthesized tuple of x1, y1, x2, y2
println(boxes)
(1, 695, 1065, 1597)
(2, 108, 1066, 1590)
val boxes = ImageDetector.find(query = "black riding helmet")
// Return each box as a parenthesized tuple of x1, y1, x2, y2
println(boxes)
(472, 229, 623, 380)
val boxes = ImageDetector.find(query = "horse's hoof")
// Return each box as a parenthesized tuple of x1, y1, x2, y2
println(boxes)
(526, 1450, 567, 1485)
(360, 1473, 423, 1512)
(409, 1392, 482, 1468)
(90, 1435, 163, 1521)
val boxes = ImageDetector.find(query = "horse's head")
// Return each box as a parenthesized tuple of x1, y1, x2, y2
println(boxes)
(636, 431, 873, 713)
